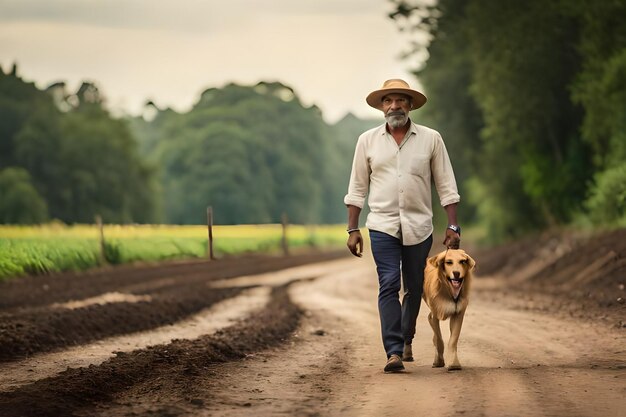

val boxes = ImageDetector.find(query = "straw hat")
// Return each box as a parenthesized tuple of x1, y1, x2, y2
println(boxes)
(366, 79, 427, 111)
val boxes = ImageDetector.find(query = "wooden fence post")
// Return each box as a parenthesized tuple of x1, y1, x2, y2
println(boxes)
(207, 206, 214, 260)
(308, 224, 317, 248)
(281, 212, 289, 256)
(95, 214, 106, 264)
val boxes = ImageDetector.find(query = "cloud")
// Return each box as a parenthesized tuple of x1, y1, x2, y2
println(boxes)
(0, 0, 222, 33)
(0, 0, 385, 33)
(0, 0, 422, 122)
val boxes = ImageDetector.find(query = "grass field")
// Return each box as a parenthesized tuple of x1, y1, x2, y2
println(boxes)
(0, 223, 347, 280)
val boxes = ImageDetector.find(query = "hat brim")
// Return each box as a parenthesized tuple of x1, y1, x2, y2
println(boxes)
(366, 88, 427, 111)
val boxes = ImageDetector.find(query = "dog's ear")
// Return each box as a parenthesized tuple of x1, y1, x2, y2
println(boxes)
(429, 251, 447, 268)
(465, 254, 476, 271)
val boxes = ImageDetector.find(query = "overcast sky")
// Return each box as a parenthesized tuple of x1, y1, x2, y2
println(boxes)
(0, 0, 428, 123)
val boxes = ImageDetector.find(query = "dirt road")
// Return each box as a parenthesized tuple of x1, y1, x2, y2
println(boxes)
(0, 243, 624, 416)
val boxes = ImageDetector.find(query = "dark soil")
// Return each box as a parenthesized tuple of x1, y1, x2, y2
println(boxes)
(0, 230, 623, 417)
(0, 285, 301, 417)
(0, 250, 346, 309)
(0, 250, 346, 362)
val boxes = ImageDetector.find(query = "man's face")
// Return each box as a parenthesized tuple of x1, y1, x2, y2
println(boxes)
(382, 93, 411, 128)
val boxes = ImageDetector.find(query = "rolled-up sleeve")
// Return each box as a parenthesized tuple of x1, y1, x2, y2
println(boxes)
(431, 132, 460, 207)
(344, 135, 370, 208)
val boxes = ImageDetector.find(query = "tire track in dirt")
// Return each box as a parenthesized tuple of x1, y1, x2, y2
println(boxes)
(0, 256, 350, 415)
(0, 251, 346, 310)
(0, 286, 270, 392)
(192, 254, 625, 417)
(171, 260, 367, 416)
(209, 256, 359, 288)
(0, 284, 303, 417)
(190, 258, 378, 416)
(0, 285, 244, 362)
(0, 251, 347, 362)
(1, 244, 623, 416)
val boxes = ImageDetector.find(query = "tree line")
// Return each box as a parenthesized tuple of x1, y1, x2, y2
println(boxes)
(3, 0, 623, 240)
(131, 81, 378, 225)
(389, 0, 626, 240)
(0, 67, 158, 224)
(0, 68, 378, 226)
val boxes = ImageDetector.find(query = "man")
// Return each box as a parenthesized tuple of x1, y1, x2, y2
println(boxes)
(344, 79, 461, 373)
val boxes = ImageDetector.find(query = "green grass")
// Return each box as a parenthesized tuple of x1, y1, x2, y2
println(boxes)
(0, 224, 347, 281)
(0, 238, 100, 277)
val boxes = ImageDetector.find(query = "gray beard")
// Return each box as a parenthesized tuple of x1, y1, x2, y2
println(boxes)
(385, 113, 408, 128)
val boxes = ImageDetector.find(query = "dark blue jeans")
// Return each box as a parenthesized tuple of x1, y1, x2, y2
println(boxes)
(369, 230, 433, 358)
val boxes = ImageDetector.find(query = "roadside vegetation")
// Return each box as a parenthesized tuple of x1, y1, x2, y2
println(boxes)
(389, 0, 626, 240)
(0, 1, 623, 278)
(0, 223, 346, 280)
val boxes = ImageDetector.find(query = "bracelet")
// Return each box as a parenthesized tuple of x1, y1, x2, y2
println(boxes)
(346, 228, 360, 234)
(447, 224, 461, 236)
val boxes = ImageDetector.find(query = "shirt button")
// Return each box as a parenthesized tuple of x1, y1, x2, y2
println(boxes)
(400, 189, 403, 193)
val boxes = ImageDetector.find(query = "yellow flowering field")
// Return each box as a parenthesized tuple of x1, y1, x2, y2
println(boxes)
(0, 223, 347, 280)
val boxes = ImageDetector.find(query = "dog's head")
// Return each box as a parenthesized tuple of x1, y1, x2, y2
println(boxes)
(429, 249, 476, 300)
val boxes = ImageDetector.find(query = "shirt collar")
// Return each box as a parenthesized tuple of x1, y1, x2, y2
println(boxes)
(381, 119, 417, 148)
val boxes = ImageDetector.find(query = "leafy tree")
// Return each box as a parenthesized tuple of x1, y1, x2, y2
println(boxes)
(0, 68, 159, 224)
(158, 123, 272, 224)
(391, 0, 483, 225)
(134, 81, 376, 225)
(569, 0, 626, 226)
(467, 1, 592, 226)
(584, 163, 626, 225)
(55, 103, 159, 223)
(12, 104, 67, 219)
(0, 167, 48, 224)
(0, 68, 53, 169)
(388, 0, 626, 239)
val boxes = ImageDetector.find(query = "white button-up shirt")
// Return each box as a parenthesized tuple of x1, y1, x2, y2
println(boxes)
(344, 121, 460, 245)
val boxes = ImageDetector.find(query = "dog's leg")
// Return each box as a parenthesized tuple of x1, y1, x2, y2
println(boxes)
(428, 312, 445, 367)
(447, 310, 466, 371)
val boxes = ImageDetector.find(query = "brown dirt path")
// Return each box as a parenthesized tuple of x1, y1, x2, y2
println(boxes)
(0, 251, 345, 361)
(187, 254, 625, 417)
(0, 234, 624, 417)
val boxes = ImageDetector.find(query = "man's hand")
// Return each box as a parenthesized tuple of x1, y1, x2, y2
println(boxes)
(347, 231, 363, 257)
(443, 229, 460, 249)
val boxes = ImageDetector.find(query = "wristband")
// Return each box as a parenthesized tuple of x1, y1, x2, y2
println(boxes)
(447, 224, 461, 236)
(347, 228, 360, 234)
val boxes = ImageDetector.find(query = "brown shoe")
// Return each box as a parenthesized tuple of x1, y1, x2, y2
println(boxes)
(402, 344, 414, 362)
(384, 354, 404, 373)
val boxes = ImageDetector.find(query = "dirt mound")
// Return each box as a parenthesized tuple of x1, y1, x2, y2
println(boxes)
(474, 228, 626, 327)
(0, 286, 242, 362)
(0, 250, 346, 309)
(0, 239, 623, 416)
(0, 250, 346, 362)
(0, 285, 301, 417)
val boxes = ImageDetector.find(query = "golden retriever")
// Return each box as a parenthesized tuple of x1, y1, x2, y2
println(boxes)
(423, 249, 476, 370)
